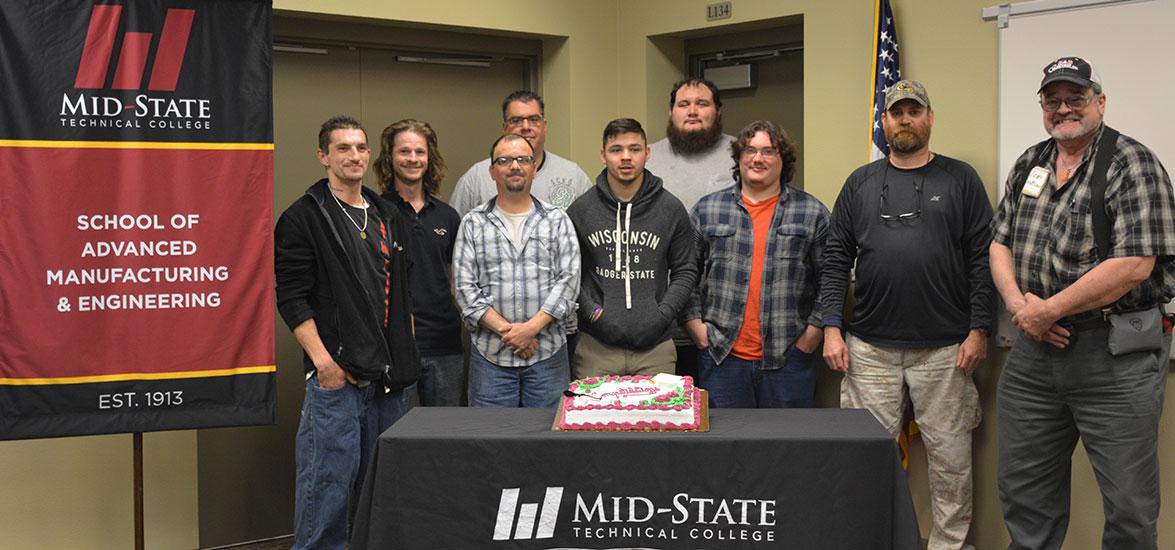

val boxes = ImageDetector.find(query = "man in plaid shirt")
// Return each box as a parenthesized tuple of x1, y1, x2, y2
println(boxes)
(684, 120, 828, 408)
(992, 57, 1175, 549)
(454, 134, 580, 408)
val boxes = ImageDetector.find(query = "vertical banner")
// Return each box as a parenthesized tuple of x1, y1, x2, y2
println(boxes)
(0, 0, 275, 439)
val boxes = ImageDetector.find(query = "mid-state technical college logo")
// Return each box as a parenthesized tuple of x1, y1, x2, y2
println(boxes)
(60, 4, 212, 131)
(493, 487, 780, 546)
(495, 487, 564, 541)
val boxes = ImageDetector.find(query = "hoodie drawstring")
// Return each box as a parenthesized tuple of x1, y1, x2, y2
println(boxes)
(624, 203, 633, 309)
(613, 202, 634, 309)
(613, 203, 622, 273)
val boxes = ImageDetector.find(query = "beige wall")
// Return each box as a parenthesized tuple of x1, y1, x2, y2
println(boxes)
(0, 431, 198, 549)
(3, 1, 1172, 548)
(275, 0, 621, 177)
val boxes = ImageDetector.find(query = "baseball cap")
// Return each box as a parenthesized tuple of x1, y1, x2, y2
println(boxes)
(1038, 57, 1098, 92)
(884, 80, 931, 110)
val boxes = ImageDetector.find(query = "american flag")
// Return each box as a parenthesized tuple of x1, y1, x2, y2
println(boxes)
(869, 0, 901, 161)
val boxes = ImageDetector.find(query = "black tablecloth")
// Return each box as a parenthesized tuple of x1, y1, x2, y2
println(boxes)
(353, 408, 920, 550)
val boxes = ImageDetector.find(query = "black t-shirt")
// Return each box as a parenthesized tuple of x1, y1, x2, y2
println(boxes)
(327, 197, 390, 327)
(383, 192, 463, 355)
(820, 155, 995, 347)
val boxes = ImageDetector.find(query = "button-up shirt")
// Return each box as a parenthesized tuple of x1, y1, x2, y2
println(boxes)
(993, 125, 1175, 315)
(685, 184, 829, 368)
(454, 196, 580, 367)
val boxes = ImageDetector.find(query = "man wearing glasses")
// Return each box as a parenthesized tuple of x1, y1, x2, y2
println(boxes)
(450, 90, 592, 216)
(820, 80, 993, 550)
(453, 134, 580, 407)
(685, 120, 828, 408)
(992, 57, 1175, 549)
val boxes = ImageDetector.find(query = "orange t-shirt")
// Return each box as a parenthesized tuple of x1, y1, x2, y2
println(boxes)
(731, 192, 779, 360)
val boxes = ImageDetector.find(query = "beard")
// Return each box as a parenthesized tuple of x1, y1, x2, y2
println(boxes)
(501, 170, 529, 193)
(1047, 116, 1099, 142)
(886, 125, 931, 154)
(666, 116, 723, 156)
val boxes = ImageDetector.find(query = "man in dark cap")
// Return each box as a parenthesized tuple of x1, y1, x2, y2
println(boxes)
(991, 56, 1175, 549)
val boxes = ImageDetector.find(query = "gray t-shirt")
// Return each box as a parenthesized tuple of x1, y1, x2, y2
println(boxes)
(450, 150, 592, 216)
(645, 134, 737, 211)
(646, 134, 737, 345)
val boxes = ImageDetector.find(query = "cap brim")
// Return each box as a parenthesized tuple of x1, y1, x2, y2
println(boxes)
(1038, 74, 1096, 93)
(884, 95, 929, 110)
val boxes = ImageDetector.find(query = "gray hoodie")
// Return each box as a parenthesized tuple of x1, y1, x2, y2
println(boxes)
(566, 169, 698, 349)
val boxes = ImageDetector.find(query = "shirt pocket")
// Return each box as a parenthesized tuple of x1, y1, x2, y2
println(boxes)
(525, 234, 556, 276)
(705, 224, 739, 258)
(1051, 199, 1098, 280)
(775, 223, 811, 259)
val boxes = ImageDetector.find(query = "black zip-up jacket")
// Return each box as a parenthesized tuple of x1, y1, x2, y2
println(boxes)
(275, 179, 420, 388)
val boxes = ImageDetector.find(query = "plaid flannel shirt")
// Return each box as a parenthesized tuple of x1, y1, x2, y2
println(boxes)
(454, 196, 580, 367)
(684, 184, 829, 368)
(993, 125, 1175, 316)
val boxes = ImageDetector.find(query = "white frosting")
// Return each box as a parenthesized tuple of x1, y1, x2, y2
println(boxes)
(560, 375, 699, 430)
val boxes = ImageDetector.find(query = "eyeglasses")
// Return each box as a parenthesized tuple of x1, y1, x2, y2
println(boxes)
(879, 170, 922, 221)
(505, 115, 544, 127)
(1039, 94, 1094, 112)
(491, 155, 535, 167)
(740, 146, 779, 158)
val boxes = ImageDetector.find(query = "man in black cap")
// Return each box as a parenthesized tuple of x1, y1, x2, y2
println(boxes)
(992, 56, 1175, 549)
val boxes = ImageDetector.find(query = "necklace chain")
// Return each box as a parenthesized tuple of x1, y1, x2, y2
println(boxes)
(331, 190, 369, 239)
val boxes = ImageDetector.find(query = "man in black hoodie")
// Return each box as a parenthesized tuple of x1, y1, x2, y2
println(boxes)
(275, 116, 420, 550)
(567, 118, 698, 378)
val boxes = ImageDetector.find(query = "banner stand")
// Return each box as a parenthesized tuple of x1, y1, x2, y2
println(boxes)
(134, 432, 144, 550)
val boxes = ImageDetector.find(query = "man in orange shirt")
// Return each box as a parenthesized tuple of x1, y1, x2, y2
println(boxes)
(684, 120, 828, 407)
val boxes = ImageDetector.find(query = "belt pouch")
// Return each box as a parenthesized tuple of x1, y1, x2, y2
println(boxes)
(1107, 306, 1163, 356)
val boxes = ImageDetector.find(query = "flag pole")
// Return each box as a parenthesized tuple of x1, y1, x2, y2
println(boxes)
(868, 0, 882, 159)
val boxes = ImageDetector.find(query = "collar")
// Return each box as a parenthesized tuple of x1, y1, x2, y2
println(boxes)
(474, 194, 553, 218)
(385, 189, 436, 212)
(729, 181, 789, 206)
(308, 179, 387, 217)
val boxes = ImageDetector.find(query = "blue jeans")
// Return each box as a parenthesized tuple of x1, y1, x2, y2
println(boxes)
(468, 344, 568, 408)
(292, 375, 414, 550)
(698, 346, 818, 408)
(417, 353, 465, 406)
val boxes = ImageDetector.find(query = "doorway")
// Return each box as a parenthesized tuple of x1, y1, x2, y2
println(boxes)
(685, 22, 804, 186)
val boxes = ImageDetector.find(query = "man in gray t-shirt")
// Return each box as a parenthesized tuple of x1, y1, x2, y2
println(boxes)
(450, 90, 592, 216)
(644, 78, 737, 381)
(645, 78, 736, 211)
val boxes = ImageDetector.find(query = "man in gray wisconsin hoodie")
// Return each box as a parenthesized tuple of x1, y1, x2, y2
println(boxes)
(566, 119, 698, 377)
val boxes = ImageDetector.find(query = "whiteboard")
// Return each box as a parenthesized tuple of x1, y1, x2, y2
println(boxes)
(991, 0, 1175, 349)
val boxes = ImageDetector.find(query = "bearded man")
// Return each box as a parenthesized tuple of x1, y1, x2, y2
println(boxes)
(646, 78, 736, 211)
(819, 80, 995, 550)
(646, 78, 737, 381)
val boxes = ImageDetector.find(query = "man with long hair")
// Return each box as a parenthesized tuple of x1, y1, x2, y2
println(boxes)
(376, 119, 464, 406)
